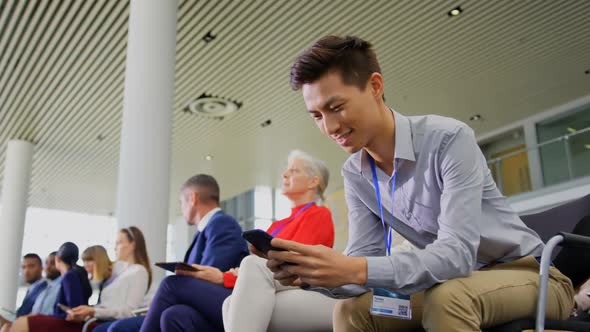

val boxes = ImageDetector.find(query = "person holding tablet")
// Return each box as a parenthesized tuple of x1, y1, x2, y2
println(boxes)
(139, 150, 335, 332)
(97, 174, 249, 332)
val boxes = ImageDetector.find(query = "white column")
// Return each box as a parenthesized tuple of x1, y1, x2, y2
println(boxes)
(115, 0, 178, 284)
(0, 140, 34, 310)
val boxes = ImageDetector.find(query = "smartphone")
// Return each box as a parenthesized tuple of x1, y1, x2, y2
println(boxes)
(242, 229, 286, 254)
(57, 303, 72, 313)
(155, 262, 199, 273)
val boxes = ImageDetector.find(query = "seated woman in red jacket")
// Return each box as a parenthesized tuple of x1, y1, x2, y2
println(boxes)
(138, 150, 335, 332)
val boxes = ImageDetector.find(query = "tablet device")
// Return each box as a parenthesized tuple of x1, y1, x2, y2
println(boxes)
(0, 307, 16, 323)
(242, 229, 286, 254)
(131, 307, 149, 316)
(155, 262, 199, 273)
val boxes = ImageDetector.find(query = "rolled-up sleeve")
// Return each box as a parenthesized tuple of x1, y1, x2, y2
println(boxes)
(365, 126, 484, 294)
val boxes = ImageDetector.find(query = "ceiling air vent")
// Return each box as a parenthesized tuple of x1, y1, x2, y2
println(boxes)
(184, 94, 242, 120)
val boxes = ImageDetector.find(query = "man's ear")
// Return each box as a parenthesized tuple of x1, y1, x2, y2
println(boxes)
(368, 72, 384, 101)
(190, 191, 200, 206)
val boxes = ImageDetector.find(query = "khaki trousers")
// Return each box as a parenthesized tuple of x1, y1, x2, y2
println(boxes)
(334, 256, 575, 332)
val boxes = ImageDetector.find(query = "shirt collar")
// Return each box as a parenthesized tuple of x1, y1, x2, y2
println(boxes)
(31, 278, 45, 288)
(359, 109, 416, 180)
(197, 207, 222, 232)
(46, 276, 61, 286)
(290, 202, 315, 215)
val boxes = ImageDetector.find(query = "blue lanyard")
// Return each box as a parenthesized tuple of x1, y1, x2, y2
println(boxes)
(369, 156, 396, 256)
(270, 202, 314, 236)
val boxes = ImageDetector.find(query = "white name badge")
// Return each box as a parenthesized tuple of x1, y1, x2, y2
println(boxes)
(370, 288, 412, 320)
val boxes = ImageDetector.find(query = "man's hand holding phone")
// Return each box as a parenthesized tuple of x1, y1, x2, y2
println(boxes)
(266, 237, 368, 288)
(242, 230, 287, 257)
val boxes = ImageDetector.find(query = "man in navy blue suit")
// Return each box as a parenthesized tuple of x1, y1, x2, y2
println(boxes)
(16, 254, 46, 316)
(180, 174, 249, 270)
(93, 174, 249, 332)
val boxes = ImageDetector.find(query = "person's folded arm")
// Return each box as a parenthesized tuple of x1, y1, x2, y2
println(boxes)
(94, 266, 148, 320)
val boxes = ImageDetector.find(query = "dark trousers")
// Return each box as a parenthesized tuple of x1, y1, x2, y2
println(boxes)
(139, 275, 232, 332)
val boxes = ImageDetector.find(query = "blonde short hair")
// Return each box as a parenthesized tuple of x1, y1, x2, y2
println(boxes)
(288, 150, 330, 202)
(82, 245, 112, 282)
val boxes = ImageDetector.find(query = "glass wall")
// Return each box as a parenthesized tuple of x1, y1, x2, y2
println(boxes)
(537, 106, 590, 186)
(221, 186, 290, 232)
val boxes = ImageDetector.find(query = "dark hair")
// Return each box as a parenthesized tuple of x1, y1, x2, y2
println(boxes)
(48, 251, 57, 257)
(23, 253, 42, 266)
(182, 174, 220, 205)
(57, 242, 79, 266)
(121, 226, 152, 290)
(290, 35, 382, 92)
(55, 243, 92, 301)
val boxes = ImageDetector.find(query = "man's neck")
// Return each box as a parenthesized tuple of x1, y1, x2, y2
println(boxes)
(193, 205, 219, 225)
(29, 277, 42, 285)
(365, 106, 396, 176)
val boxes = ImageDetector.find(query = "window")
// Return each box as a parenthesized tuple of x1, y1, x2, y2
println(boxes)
(536, 106, 590, 186)
(480, 128, 531, 196)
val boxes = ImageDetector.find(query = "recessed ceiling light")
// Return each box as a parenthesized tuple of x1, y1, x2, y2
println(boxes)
(204, 155, 213, 161)
(202, 31, 216, 43)
(585, 144, 590, 150)
(567, 127, 577, 134)
(448, 6, 463, 17)
(469, 114, 482, 121)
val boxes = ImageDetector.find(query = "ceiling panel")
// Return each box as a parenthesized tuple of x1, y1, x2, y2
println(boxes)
(0, 0, 588, 217)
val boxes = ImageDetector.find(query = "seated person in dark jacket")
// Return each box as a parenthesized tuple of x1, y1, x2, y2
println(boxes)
(16, 253, 45, 317)
(92, 174, 249, 332)
(0, 254, 44, 331)
(11, 242, 92, 332)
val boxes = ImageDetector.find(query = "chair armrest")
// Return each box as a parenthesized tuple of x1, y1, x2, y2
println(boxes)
(559, 232, 590, 249)
(82, 317, 99, 332)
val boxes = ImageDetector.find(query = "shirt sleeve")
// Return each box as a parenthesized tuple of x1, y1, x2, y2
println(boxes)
(342, 173, 385, 257)
(365, 126, 484, 294)
(56, 272, 85, 318)
(94, 266, 148, 320)
(223, 272, 238, 288)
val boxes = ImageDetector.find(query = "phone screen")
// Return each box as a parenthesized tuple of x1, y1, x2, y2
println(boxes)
(242, 230, 286, 254)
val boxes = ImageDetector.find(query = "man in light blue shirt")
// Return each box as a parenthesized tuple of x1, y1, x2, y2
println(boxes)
(267, 35, 575, 331)
(31, 252, 62, 315)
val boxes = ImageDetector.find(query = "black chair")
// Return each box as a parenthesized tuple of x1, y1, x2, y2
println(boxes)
(414, 194, 590, 332)
(488, 193, 590, 332)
